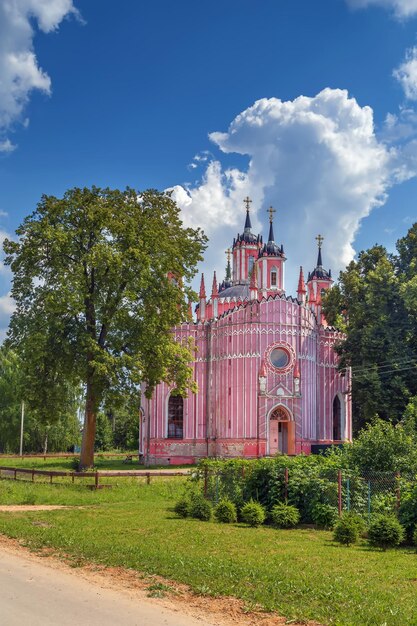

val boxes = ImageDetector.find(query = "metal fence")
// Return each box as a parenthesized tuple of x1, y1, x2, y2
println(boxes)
(197, 465, 409, 519)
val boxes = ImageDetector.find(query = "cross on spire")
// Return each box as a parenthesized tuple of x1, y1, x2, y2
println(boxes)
(243, 196, 252, 212)
(267, 205, 276, 224)
(316, 234, 324, 249)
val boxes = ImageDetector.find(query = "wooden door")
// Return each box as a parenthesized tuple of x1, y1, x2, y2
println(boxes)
(270, 419, 279, 455)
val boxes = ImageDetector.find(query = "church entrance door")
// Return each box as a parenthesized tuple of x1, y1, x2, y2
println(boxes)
(269, 406, 295, 455)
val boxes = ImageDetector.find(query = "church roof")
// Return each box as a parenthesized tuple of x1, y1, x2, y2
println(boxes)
(218, 283, 249, 299)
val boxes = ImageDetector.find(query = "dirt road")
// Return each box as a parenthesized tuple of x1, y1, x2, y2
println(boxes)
(0, 548, 217, 626)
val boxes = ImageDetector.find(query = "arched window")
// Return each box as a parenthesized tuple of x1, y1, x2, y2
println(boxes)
(333, 395, 342, 441)
(248, 255, 254, 275)
(270, 406, 290, 421)
(270, 266, 277, 287)
(167, 395, 183, 439)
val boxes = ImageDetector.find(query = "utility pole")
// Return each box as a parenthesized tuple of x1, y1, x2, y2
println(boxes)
(19, 400, 25, 457)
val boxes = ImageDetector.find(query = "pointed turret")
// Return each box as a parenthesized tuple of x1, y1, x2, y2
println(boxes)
(307, 235, 333, 322)
(211, 271, 218, 298)
(199, 273, 206, 299)
(293, 360, 301, 395)
(297, 266, 306, 303)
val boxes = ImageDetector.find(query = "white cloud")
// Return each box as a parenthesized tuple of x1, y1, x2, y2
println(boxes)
(347, 0, 417, 18)
(0, 138, 16, 152)
(0, 291, 14, 343)
(393, 47, 417, 100)
(0, 0, 78, 145)
(174, 89, 405, 294)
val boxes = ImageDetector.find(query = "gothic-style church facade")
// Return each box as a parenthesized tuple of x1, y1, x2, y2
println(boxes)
(143, 199, 352, 464)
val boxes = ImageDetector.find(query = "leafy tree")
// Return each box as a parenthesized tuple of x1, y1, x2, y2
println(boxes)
(4, 187, 206, 468)
(94, 411, 114, 451)
(322, 245, 415, 430)
(347, 419, 417, 473)
(0, 346, 81, 453)
(0, 347, 23, 452)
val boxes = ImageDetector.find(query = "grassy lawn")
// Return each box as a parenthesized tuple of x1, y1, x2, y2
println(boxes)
(0, 477, 416, 625)
(0, 455, 192, 472)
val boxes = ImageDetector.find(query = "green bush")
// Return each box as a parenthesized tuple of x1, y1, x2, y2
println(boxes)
(190, 494, 212, 521)
(241, 500, 266, 527)
(368, 515, 405, 550)
(173, 496, 191, 518)
(214, 499, 237, 524)
(270, 503, 300, 528)
(312, 503, 338, 529)
(399, 484, 417, 541)
(333, 512, 364, 546)
(412, 525, 417, 549)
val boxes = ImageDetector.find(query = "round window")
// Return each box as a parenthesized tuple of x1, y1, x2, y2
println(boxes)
(270, 348, 290, 369)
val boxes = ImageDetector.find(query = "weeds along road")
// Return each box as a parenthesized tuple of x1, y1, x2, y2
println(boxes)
(0, 548, 216, 626)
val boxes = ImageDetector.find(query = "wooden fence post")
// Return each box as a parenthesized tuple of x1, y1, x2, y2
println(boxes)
(146, 472, 151, 485)
(95, 472, 99, 489)
(338, 470, 342, 517)
(32, 470, 35, 482)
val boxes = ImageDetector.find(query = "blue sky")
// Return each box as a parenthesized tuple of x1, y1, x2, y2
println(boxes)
(2, 0, 417, 336)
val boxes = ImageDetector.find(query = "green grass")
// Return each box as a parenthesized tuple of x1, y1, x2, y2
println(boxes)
(0, 477, 416, 625)
(0, 456, 194, 472)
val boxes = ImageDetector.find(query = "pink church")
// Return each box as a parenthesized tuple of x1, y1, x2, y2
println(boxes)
(143, 199, 352, 464)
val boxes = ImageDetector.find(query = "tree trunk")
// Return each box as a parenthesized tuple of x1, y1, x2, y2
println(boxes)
(79, 377, 98, 469)
(43, 433, 48, 456)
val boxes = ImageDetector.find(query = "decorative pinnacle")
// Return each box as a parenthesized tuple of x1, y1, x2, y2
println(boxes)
(225, 248, 232, 281)
(267, 206, 276, 223)
(316, 234, 324, 249)
(243, 196, 252, 212)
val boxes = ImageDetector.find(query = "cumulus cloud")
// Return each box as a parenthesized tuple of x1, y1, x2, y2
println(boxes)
(393, 47, 417, 100)
(0, 0, 79, 146)
(174, 89, 404, 294)
(347, 0, 417, 18)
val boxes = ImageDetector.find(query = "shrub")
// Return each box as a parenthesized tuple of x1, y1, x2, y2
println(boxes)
(173, 496, 191, 518)
(241, 500, 266, 527)
(214, 499, 237, 524)
(412, 525, 417, 549)
(368, 515, 405, 550)
(333, 512, 364, 546)
(312, 503, 338, 529)
(190, 494, 212, 521)
(399, 484, 417, 541)
(270, 503, 300, 528)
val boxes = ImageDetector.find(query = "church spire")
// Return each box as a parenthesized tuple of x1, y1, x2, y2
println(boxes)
(267, 205, 276, 243)
(297, 266, 306, 295)
(243, 196, 252, 233)
(297, 266, 306, 304)
(225, 248, 232, 282)
(199, 273, 206, 299)
(211, 271, 218, 298)
(316, 234, 324, 267)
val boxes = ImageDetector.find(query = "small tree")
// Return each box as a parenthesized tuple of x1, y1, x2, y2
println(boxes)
(368, 515, 405, 550)
(4, 187, 206, 468)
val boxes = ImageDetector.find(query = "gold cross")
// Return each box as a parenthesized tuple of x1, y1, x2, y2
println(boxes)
(225, 248, 232, 263)
(243, 196, 252, 211)
(267, 206, 276, 223)
(316, 234, 324, 248)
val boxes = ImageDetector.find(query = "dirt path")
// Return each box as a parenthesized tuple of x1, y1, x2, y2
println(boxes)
(0, 534, 320, 626)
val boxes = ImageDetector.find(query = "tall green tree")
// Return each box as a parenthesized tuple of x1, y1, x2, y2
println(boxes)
(322, 245, 416, 431)
(4, 187, 206, 468)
